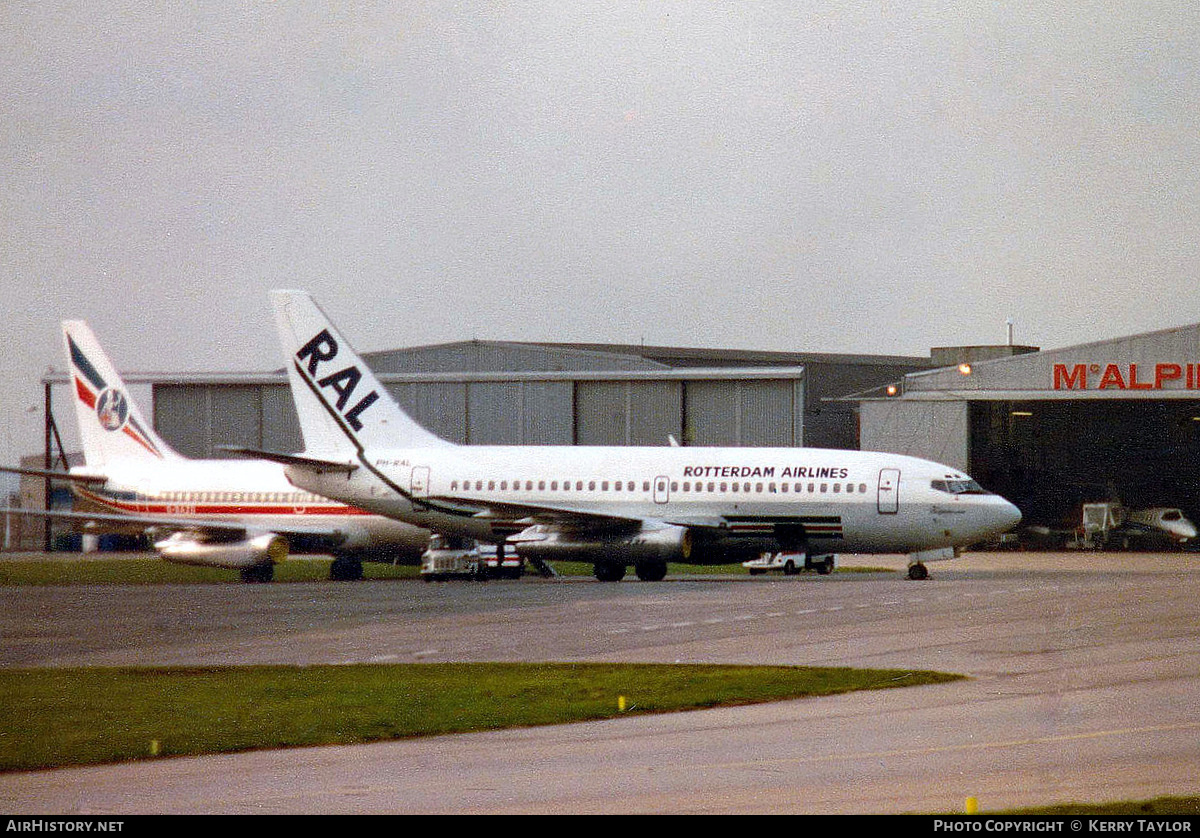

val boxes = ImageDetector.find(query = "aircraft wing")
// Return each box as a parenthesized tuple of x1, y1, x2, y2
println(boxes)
(423, 494, 759, 535)
(423, 494, 644, 533)
(0, 506, 354, 542)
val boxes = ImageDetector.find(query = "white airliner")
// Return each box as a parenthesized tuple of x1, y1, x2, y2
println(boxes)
(249, 290, 1022, 582)
(0, 322, 429, 582)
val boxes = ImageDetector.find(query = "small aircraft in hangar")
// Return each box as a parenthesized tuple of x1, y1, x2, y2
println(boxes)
(1026, 501, 1197, 551)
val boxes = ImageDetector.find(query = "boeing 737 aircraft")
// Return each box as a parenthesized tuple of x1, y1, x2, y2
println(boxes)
(1, 322, 429, 582)
(248, 290, 1021, 582)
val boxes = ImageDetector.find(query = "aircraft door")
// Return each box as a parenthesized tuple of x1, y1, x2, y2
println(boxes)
(877, 468, 900, 514)
(653, 475, 670, 504)
(410, 466, 431, 498)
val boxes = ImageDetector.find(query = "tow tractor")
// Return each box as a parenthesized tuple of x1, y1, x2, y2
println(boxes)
(743, 552, 835, 576)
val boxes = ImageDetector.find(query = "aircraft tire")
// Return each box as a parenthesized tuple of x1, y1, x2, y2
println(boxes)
(240, 564, 275, 584)
(594, 562, 627, 582)
(907, 563, 929, 581)
(816, 557, 834, 575)
(783, 559, 800, 575)
(330, 556, 364, 581)
(635, 559, 667, 582)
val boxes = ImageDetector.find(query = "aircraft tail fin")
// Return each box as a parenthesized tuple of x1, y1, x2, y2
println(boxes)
(270, 290, 453, 456)
(61, 321, 181, 467)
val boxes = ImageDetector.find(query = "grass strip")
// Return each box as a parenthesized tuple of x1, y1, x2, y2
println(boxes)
(0, 558, 886, 585)
(0, 663, 961, 771)
(0, 559, 417, 585)
(990, 796, 1200, 815)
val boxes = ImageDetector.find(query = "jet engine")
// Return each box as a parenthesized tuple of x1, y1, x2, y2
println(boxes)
(511, 524, 768, 581)
(154, 531, 288, 582)
(512, 524, 693, 565)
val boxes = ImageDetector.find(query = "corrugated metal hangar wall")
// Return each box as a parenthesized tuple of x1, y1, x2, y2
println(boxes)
(153, 371, 806, 458)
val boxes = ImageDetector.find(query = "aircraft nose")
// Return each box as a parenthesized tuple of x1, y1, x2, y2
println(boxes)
(990, 497, 1023, 533)
(1002, 498, 1023, 529)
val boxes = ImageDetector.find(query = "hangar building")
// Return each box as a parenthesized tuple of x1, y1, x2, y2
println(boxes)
(141, 341, 929, 459)
(852, 324, 1200, 531)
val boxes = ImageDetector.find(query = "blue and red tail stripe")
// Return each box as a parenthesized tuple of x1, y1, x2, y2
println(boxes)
(68, 335, 165, 459)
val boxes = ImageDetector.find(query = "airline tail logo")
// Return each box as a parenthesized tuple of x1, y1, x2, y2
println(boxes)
(295, 329, 380, 432)
(96, 389, 129, 431)
(68, 335, 164, 458)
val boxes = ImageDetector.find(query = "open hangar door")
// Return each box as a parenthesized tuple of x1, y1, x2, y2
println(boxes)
(968, 399, 1200, 539)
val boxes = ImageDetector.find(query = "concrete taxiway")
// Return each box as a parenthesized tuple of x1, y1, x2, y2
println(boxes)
(1, 551, 1198, 814)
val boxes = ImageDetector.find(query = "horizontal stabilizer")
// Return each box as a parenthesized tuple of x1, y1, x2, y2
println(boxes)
(0, 465, 108, 485)
(217, 446, 359, 474)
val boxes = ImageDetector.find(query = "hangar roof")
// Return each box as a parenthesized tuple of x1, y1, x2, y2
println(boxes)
(361, 339, 930, 374)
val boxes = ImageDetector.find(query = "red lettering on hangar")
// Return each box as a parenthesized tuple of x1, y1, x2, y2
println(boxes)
(1053, 362, 1199, 390)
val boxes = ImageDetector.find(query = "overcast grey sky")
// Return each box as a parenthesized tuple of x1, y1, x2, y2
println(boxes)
(2, 2, 1199, 465)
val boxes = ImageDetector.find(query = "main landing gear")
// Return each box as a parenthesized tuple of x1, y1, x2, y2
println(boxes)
(592, 560, 668, 582)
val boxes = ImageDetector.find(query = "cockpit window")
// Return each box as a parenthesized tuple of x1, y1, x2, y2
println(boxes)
(931, 479, 989, 495)
(1162, 510, 1182, 521)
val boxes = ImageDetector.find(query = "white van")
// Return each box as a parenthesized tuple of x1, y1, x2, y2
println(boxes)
(420, 535, 484, 581)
